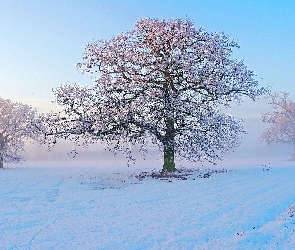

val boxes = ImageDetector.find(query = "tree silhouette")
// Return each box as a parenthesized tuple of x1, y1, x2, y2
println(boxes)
(260, 92, 295, 159)
(41, 18, 267, 172)
(0, 97, 40, 168)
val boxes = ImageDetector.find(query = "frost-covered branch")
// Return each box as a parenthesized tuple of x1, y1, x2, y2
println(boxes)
(0, 97, 41, 167)
(260, 92, 295, 159)
(43, 18, 267, 172)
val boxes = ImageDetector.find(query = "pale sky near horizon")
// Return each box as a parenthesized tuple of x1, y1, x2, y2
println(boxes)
(1, 0, 295, 163)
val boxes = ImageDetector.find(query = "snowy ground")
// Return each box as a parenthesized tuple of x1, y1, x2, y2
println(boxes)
(1, 161, 295, 249)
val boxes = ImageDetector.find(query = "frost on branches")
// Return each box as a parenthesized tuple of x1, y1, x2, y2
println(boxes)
(42, 18, 267, 172)
(260, 92, 295, 160)
(0, 98, 40, 168)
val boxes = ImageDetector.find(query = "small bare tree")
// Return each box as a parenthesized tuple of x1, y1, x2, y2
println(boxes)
(0, 97, 40, 168)
(260, 92, 295, 159)
(41, 18, 267, 172)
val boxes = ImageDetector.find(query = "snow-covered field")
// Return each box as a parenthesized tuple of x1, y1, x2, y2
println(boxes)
(1, 161, 295, 249)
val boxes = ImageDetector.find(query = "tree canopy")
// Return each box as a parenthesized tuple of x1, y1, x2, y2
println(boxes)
(41, 18, 267, 172)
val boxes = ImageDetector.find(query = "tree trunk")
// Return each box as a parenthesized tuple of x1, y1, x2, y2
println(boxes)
(161, 80, 176, 173)
(163, 141, 176, 172)
(0, 157, 3, 168)
(162, 116, 176, 173)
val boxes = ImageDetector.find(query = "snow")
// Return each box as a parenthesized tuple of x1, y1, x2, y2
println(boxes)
(1, 161, 295, 249)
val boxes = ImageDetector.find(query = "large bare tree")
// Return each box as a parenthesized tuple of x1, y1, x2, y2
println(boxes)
(260, 92, 295, 159)
(41, 18, 267, 172)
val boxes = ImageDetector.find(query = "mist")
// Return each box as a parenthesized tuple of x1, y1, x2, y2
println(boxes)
(17, 98, 292, 170)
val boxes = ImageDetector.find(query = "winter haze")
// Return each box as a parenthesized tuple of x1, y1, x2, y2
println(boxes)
(1, 0, 295, 165)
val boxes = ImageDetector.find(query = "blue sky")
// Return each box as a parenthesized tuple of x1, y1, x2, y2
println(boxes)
(1, 0, 295, 160)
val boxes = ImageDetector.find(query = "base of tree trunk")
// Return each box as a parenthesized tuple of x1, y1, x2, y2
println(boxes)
(162, 162, 176, 173)
(162, 140, 176, 172)
(162, 154, 176, 173)
(0, 158, 3, 168)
